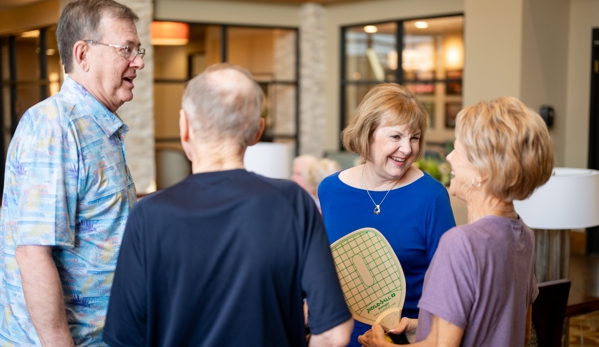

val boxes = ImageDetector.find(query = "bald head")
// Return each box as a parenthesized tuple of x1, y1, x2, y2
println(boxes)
(182, 63, 264, 146)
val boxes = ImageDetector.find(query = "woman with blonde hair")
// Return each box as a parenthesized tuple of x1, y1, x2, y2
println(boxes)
(302, 158, 342, 212)
(318, 83, 456, 347)
(359, 97, 554, 347)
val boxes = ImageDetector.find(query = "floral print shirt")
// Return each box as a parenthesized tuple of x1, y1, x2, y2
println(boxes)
(0, 77, 136, 346)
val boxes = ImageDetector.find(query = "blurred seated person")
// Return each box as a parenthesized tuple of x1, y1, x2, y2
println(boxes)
(303, 158, 342, 212)
(291, 154, 319, 204)
(291, 155, 318, 190)
(358, 97, 554, 347)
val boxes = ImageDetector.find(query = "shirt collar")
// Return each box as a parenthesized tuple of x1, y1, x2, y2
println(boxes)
(61, 77, 128, 137)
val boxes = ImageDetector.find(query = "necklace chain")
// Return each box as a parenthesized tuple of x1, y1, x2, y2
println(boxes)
(361, 165, 399, 215)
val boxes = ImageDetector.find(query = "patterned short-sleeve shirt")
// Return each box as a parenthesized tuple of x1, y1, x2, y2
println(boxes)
(0, 77, 137, 346)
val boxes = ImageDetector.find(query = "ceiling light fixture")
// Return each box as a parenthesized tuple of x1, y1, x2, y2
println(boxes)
(364, 25, 378, 34)
(415, 21, 429, 29)
(151, 22, 189, 46)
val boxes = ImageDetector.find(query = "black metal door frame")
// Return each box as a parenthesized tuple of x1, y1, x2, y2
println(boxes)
(586, 28, 599, 254)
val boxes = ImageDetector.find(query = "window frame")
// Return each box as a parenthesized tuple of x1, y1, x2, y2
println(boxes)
(339, 13, 464, 150)
(153, 20, 301, 156)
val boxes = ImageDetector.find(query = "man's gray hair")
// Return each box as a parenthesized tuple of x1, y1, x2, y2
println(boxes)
(182, 63, 264, 147)
(56, 0, 139, 73)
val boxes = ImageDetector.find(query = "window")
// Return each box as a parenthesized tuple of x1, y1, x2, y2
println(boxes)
(153, 23, 299, 154)
(341, 15, 464, 146)
(0, 26, 62, 190)
(153, 22, 299, 188)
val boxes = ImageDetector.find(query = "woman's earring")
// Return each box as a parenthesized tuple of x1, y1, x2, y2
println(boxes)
(471, 178, 481, 188)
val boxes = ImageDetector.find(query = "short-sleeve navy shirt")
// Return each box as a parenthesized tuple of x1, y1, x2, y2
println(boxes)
(104, 169, 351, 347)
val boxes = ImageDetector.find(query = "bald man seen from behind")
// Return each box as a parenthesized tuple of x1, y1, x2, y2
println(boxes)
(103, 63, 353, 347)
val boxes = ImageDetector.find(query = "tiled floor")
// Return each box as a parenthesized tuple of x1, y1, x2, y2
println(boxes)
(567, 232, 599, 346)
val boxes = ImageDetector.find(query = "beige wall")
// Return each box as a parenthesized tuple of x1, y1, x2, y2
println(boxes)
(462, 0, 523, 105)
(519, 0, 569, 167)
(154, 0, 300, 27)
(566, 0, 599, 168)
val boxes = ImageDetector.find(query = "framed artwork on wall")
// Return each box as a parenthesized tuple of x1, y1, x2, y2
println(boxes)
(445, 102, 462, 128)
(446, 70, 462, 95)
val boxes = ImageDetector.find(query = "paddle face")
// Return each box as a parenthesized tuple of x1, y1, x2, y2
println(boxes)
(330, 228, 407, 330)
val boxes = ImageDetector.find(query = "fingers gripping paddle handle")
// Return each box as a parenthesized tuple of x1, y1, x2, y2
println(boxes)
(375, 307, 410, 345)
(374, 307, 401, 332)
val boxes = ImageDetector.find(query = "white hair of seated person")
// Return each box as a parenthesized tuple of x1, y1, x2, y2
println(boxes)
(303, 158, 342, 198)
(291, 155, 318, 191)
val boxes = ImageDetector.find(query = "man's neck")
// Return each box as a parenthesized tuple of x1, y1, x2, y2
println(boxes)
(67, 70, 118, 113)
(189, 140, 247, 174)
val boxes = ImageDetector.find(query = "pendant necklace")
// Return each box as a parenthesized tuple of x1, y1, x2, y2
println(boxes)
(361, 165, 399, 215)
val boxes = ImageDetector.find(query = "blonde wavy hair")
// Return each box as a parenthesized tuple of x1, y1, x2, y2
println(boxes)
(456, 97, 554, 202)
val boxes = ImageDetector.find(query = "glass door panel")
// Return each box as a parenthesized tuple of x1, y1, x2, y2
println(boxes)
(345, 22, 397, 83)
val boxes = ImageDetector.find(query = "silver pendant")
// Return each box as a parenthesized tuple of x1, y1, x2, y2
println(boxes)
(374, 205, 381, 215)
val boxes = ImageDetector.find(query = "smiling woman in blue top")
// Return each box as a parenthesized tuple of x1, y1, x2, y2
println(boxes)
(318, 83, 456, 346)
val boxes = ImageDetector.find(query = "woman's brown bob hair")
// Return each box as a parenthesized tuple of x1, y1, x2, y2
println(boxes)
(456, 97, 554, 202)
(342, 83, 429, 161)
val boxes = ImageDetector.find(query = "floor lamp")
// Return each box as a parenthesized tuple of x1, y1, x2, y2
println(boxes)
(514, 168, 599, 282)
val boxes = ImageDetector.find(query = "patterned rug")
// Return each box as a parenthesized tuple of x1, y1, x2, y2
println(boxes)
(569, 311, 599, 346)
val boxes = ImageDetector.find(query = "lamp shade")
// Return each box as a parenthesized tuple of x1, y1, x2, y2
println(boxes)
(244, 142, 290, 179)
(151, 22, 189, 46)
(514, 168, 599, 229)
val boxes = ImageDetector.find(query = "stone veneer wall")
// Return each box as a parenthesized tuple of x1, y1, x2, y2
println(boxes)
(272, 30, 297, 148)
(299, 3, 327, 157)
(59, 0, 156, 193)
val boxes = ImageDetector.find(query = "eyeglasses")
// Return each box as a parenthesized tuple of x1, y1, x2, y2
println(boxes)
(83, 40, 146, 61)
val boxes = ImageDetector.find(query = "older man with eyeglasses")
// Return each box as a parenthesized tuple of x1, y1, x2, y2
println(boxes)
(0, 0, 144, 346)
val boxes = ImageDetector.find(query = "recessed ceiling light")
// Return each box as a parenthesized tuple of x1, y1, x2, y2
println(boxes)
(415, 21, 429, 29)
(364, 25, 378, 34)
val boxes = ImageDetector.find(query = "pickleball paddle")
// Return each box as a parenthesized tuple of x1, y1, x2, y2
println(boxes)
(330, 227, 409, 344)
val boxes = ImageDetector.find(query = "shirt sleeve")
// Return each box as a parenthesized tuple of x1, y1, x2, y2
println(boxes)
(418, 229, 474, 329)
(12, 105, 79, 247)
(300, 190, 352, 335)
(103, 202, 147, 347)
(425, 187, 456, 262)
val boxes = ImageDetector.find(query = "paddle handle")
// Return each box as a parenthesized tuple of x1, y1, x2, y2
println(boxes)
(375, 307, 410, 345)
(374, 307, 401, 331)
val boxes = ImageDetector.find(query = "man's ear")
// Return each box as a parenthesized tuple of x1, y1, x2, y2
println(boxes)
(249, 118, 265, 146)
(179, 109, 193, 161)
(179, 109, 190, 143)
(72, 41, 90, 71)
